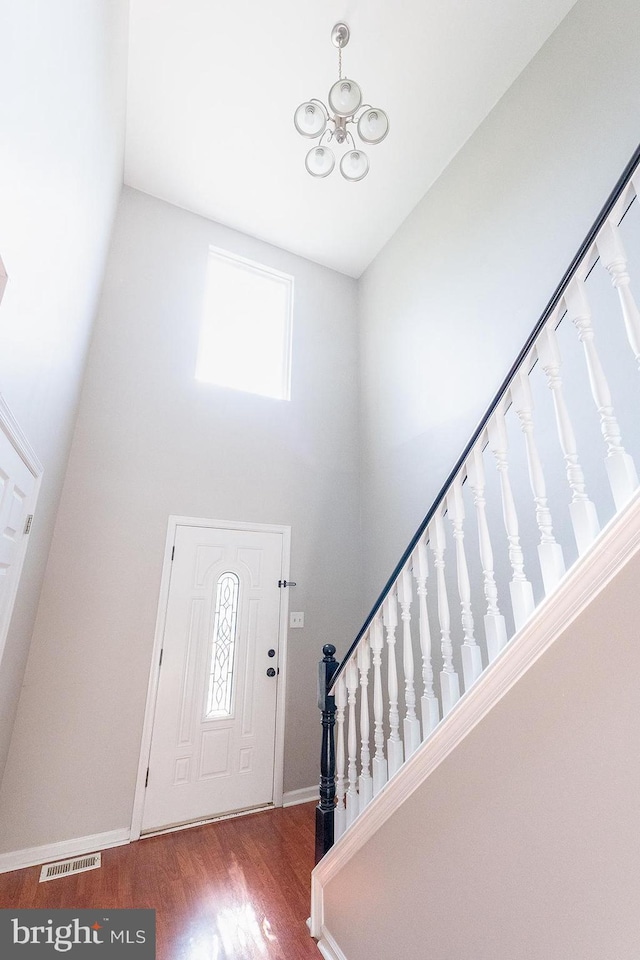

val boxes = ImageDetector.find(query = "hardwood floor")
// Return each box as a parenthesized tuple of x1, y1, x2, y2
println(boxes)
(0, 803, 321, 959)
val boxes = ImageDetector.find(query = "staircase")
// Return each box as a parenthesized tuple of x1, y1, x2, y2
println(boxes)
(310, 144, 640, 960)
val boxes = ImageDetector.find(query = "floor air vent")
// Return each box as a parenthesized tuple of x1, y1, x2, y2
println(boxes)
(39, 852, 101, 882)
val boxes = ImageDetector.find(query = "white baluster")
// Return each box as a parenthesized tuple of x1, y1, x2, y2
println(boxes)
(488, 406, 535, 632)
(397, 567, 421, 758)
(466, 444, 508, 662)
(383, 591, 404, 778)
(334, 673, 347, 841)
(537, 323, 600, 555)
(345, 657, 359, 827)
(370, 615, 388, 795)
(357, 638, 373, 812)
(564, 278, 638, 510)
(511, 367, 566, 594)
(411, 541, 440, 736)
(596, 217, 640, 371)
(446, 477, 483, 690)
(429, 508, 460, 716)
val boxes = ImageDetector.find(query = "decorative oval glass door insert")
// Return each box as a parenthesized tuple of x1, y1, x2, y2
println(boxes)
(205, 571, 240, 717)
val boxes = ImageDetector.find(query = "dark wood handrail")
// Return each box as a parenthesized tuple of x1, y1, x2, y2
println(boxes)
(328, 140, 640, 694)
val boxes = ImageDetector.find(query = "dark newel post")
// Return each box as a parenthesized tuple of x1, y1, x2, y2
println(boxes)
(315, 643, 339, 864)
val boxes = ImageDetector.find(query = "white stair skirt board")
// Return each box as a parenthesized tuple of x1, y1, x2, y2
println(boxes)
(309, 486, 640, 941)
(317, 927, 350, 960)
(282, 786, 318, 807)
(0, 829, 130, 875)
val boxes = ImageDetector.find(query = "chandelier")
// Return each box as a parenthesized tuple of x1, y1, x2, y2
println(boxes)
(293, 23, 389, 181)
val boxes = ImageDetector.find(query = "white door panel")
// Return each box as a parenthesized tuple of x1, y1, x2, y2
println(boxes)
(0, 416, 40, 660)
(142, 523, 285, 832)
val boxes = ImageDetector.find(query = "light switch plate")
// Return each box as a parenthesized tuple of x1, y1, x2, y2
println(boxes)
(289, 612, 304, 628)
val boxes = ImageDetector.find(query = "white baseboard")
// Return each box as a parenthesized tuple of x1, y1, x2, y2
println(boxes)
(0, 828, 130, 874)
(282, 785, 318, 807)
(317, 927, 349, 960)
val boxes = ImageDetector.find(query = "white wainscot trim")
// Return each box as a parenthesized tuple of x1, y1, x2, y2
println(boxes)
(282, 786, 318, 807)
(0, 829, 130, 875)
(317, 927, 349, 960)
(310, 487, 640, 939)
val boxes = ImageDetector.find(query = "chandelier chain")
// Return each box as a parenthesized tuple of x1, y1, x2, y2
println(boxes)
(338, 44, 342, 80)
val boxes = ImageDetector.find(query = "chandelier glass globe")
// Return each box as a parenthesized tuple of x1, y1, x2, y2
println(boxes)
(328, 79, 362, 118)
(305, 145, 335, 178)
(294, 101, 327, 139)
(340, 150, 369, 182)
(357, 107, 389, 145)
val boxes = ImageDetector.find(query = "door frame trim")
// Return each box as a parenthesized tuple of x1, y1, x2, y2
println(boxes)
(130, 515, 291, 841)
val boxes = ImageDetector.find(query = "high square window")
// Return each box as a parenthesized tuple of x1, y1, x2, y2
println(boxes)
(196, 247, 294, 401)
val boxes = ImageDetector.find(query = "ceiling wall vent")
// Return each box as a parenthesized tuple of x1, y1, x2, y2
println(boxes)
(39, 852, 101, 882)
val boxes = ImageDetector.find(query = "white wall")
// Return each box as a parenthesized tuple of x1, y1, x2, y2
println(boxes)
(3, 0, 640, 859)
(358, 0, 640, 607)
(322, 545, 640, 960)
(0, 2, 128, 781)
(0, 188, 361, 851)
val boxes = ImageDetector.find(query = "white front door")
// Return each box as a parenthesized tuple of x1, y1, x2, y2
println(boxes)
(0, 402, 41, 663)
(141, 522, 286, 833)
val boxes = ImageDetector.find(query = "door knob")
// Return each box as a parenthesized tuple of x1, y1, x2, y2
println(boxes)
(266, 667, 276, 678)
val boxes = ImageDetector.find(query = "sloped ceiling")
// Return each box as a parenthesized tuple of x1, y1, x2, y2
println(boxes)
(125, 0, 578, 278)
